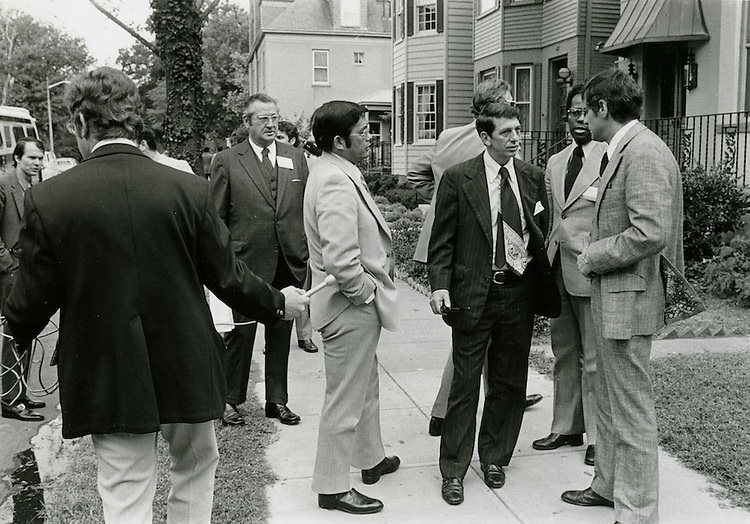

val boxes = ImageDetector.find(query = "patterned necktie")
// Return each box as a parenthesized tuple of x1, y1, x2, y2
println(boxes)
(494, 166, 527, 275)
(564, 145, 584, 199)
(261, 147, 277, 200)
(599, 152, 609, 177)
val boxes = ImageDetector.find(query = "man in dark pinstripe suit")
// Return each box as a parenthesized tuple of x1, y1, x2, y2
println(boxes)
(428, 100, 559, 505)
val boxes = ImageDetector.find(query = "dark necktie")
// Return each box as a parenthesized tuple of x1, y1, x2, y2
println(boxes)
(564, 145, 584, 199)
(261, 147, 277, 200)
(599, 152, 609, 177)
(494, 167, 526, 275)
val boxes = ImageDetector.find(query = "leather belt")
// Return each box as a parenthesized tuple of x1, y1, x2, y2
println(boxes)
(490, 269, 521, 285)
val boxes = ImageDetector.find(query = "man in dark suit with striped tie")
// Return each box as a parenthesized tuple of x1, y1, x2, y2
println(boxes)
(428, 100, 559, 505)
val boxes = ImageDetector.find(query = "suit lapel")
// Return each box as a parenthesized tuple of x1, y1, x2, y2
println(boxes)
(275, 141, 290, 207)
(594, 122, 644, 217)
(552, 143, 573, 210)
(564, 142, 605, 209)
(461, 155, 492, 248)
(8, 177, 23, 218)
(513, 159, 538, 227)
(237, 141, 275, 207)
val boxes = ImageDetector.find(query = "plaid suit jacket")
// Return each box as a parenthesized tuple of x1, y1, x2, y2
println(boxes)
(583, 122, 685, 339)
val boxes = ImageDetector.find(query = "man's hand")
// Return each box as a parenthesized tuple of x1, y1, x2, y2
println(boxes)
(577, 252, 595, 278)
(430, 289, 451, 315)
(280, 286, 309, 320)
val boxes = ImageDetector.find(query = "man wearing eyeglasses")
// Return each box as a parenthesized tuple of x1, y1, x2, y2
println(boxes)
(211, 93, 310, 427)
(531, 84, 606, 468)
(429, 99, 559, 505)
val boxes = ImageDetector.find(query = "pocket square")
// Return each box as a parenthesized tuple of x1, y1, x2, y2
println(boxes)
(581, 186, 598, 202)
(533, 201, 545, 215)
(291, 178, 301, 183)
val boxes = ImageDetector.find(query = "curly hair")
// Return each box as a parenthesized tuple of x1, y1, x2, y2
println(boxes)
(471, 78, 513, 117)
(65, 67, 143, 141)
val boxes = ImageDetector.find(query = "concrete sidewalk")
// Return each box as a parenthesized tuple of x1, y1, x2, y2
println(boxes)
(254, 280, 750, 523)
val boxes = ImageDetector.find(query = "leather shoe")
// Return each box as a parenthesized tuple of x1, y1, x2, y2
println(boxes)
(298, 339, 319, 353)
(222, 404, 245, 426)
(525, 393, 543, 409)
(361, 455, 400, 484)
(441, 477, 464, 505)
(585, 445, 595, 466)
(532, 432, 584, 450)
(561, 487, 614, 507)
(481, 463, 505, 489)
(21, 397, 46, 409)
(265, 402, 300, 425)
(318, 488, 383, 514)
(2, 402, 44, 422)
(428, 416, 443, 437)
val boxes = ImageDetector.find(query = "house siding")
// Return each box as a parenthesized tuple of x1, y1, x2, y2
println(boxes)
(475, 8, 503, 60)
(503, 4, 543, 50)
(446, 0, 475, 127)
(542, 0, 578, 47)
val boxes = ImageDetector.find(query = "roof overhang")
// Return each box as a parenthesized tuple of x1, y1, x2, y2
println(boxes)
(601, 0, 709, 56)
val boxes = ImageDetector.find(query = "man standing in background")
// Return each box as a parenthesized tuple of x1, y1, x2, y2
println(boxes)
(532, 84, 606, 466)
(1, 137, 46, 422)
(211, 93, 310, 427)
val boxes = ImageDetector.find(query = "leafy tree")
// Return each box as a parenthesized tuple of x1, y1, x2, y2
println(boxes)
(0, 10, 93, 159)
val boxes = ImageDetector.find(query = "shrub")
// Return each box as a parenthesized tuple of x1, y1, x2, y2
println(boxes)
(364, 169, 419, 209)
(704, 234, 750, 307)
(375, 199, 428, 288)
(683, 163, 750, 263)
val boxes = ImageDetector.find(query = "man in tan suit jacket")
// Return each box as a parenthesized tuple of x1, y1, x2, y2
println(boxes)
(304, 101, 400, 515)
(532, 85, 606, 466)
(1, 137, 46, 422)
(562, 69, 685, 524)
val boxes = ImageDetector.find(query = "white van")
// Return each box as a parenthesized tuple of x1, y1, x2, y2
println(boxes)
(0, 105, 41, 174)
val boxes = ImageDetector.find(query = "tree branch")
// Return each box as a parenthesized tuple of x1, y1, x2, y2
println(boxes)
(200, 0, 222, 21)
(87, 0, 157, 55)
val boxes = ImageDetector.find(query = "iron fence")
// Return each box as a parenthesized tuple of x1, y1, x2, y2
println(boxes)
(361, 140, 392, 174)
(643, 112, 750, 185)
(521, 131, 570, 168)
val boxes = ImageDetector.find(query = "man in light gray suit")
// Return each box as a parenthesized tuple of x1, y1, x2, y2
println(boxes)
(304, 101, 400, 515)
(562, 68, 684, 524)
(532, 84, 606, 466)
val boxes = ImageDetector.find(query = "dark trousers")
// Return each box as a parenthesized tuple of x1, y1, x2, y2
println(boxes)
(439, 276, 534, 479)
(1, 269, 29, 405)
(222, 258, 298, 406)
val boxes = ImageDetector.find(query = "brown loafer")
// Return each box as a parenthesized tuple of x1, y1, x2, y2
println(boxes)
(361, 456, 400, 484)
(297, 339, 319, 353)
(318, 488, 383, 514)
(561, 487, 614, 507)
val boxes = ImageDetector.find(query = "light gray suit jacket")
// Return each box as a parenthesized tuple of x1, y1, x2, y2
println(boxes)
(303, 152, 398, 331)
(582, 122, 684, 340)
(545, 141, 607, 297)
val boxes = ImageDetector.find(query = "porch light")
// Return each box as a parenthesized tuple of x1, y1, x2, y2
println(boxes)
(556, 67, 573, 86)
(684, 53, 698, 90)
(627, 61, 638, 83)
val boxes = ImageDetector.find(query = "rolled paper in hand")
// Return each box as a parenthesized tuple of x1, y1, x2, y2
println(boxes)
(304, 274, 337, 297)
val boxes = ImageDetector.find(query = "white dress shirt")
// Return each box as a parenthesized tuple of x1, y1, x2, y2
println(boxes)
(248, 138, 277, 166)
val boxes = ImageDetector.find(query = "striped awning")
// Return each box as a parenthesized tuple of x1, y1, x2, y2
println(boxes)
(601, 0, 710, 55)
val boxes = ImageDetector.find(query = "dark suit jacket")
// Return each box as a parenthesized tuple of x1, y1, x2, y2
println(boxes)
(4, 144, 285, 439)
(428, 154, 560, 331)
(210, 140, 309, 285)
(0, 172, 25, 273)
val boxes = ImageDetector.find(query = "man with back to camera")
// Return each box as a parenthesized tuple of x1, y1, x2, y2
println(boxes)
(428, 99, 559, 505)
(1, 137, 46, 422)
(211, 93, 310, 427)
(561, 68, 685, 524)
(304, 101, 400, 515)
(531, 83, 606, 466)
(3, 66, 308, 523)
(407, 79, 543, 438)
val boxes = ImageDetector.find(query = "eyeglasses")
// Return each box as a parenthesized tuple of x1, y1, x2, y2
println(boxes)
(349, 128, 371, 139)
(567, 108, 587, 118)
(245, 114, 279, 124)
(65, 118, 77, 135)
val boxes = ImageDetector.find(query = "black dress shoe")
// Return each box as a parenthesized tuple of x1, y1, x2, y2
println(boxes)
(441, 477, 464, 505)
(561, 487, 614, 507)
(297, 339, 319, 353)
(480, 463, 505, 489)
(525, 393, 543, 409)
(428, 416, 443, 437)
(318, 488, 383, 514)
(2, 402, 44, 422)
(21, 397, 46, 409)
(361, 455, 400, 484)
(532, 432, 584, 450)
(265, 402, 300, 425)
(585, 445, 595, 466)
(222, 405, 245, 426)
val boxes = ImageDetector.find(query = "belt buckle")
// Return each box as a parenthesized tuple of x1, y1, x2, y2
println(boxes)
(492, 270, 506, 285)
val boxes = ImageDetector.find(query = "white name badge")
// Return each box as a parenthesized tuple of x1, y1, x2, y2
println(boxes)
(277, 156, 294, 169)
(582, 186, 598, 202)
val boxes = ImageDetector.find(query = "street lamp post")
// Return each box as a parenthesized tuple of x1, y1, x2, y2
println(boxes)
(46, 79, 70, 156)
